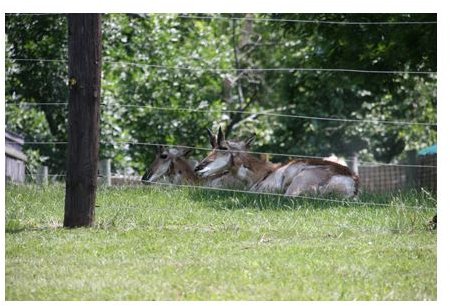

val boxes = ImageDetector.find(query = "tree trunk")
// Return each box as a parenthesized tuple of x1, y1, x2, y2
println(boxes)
(64, 14, 102, 228)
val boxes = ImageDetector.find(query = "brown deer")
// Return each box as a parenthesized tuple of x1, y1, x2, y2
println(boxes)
(141, 145, 243, 188)
(195, 127, 359, 198)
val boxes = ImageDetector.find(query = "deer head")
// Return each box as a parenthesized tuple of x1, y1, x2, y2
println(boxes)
(195, 126, 255, 178)
(141, 145, 193, 184)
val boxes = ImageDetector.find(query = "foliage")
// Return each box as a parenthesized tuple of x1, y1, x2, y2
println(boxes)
(5, 13, 437, 174)
(5, 14, 68, 173)
(101, 14, 234, 172)
(257, 13, 436, 162)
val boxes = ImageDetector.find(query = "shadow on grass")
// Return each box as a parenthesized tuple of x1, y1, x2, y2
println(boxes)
(185, 187, 437, 212)
(5, 218, 65, 234)
(5, 224, 63, 234)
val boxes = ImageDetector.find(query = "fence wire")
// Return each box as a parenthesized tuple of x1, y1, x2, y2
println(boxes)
(9, 140, 436, 169)
(176, 14, 438, 25)
(94, 205, 437, 237)
(22, 173, 437, 210)
(5, 13, 437, 242)
(8, 58, 437, 75)
(6, 102, 436, 127)
(6, 13, 437, 25)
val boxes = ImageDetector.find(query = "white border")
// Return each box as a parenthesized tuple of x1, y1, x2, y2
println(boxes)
(1, 9, 6, 305)
(2, 0, 447, 304)
(0, 0, 442, 14)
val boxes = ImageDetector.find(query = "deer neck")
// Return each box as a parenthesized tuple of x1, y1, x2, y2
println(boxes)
(174, 159, 199, 184)
(232, 153, 274, 186)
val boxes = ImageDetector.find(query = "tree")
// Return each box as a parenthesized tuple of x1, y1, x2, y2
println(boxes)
(5, 13, 437, 175)
(259, 13, 436, 162)
(5, 14, 68, 175)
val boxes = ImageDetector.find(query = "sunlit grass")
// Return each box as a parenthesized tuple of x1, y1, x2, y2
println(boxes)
(5, 183, 436, 300)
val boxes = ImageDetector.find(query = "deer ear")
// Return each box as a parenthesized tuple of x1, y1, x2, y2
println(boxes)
(217, 126, 225, 147)
(207, 128, 217, 148)
(245, 133, 256, 148)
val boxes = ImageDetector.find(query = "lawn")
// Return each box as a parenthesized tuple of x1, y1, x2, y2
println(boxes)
(5, 184, 437, 300)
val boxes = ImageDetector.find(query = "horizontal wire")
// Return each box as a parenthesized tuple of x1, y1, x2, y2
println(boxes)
(20, 173, 436, 210)
(7, 58, 437, 75)
(6, 13, 437, 25)
(176, 14, 437, 25)
(94, 207, 437, 237)
(25, 173, 138, 179)
(6, 102, 69, 106)
(5, 102, 438, 127)
(116, 104, 438, 127)
(101, 143, 436, 170)
(12, 141, 69, 144)
(26, 174, 66, 177)
(8, 140, 436, 168)
(104, 59, 437, 75)
(6, 13, 58, 16)
(9, 58, 66, 63)
(131, 180, 438, 211)
(101, 212, 437, 238)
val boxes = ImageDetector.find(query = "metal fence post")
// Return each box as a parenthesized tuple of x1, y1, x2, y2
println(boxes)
(37, 166, 48, 185)
(99, 159, 111, 187)
(406, 150, 418, 189)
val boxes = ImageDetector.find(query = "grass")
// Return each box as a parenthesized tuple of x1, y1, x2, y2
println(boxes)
(5, 183, 436, 300)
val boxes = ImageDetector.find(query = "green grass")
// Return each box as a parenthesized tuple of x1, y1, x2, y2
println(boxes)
(5, 184, 436, 300)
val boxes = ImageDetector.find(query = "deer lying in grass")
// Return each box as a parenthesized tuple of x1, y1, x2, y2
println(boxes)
(195, 127, 359, 198)
(141, 145, 243, 187)
(141, 146, 197, 185)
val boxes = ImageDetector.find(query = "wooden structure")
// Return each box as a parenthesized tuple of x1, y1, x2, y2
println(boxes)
(63, 14, 102, 228)
(5, 130, 27, 183)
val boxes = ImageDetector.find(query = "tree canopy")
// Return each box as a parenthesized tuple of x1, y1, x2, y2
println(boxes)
(5, 13, 437, 176)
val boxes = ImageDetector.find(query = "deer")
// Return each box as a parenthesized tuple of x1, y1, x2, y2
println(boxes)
(141, 146, 197, 185)
(141, 145, 243, 188)
(194, 127, 359, 198)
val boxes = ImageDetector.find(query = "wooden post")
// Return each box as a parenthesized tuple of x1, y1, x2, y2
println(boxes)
(36, 166, 48, 185)
(99, 159, 111, 187)
(64, 14, 102, 228)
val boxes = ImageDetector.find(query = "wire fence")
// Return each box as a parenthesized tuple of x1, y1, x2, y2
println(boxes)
(5, 54, 437, 195)
(5, 139, 437, 169)
(19, 149, 437, 197)
(19, 172, 437, 211)
(93, 204, 437, 238)
(5, 19, 437, 188)
(9, 165, 437, 241)
(125, 180, 437, 210)
(9, 57, 437, 75)
(175, 14, 438, 25)
(4, 14, 438, 247)
(359, 154, 437, 193)
(5, 101, 437, 127)
(6, 13, 437, 25)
